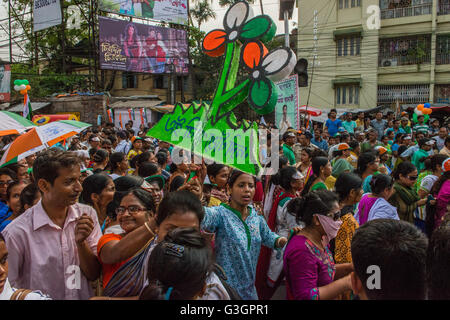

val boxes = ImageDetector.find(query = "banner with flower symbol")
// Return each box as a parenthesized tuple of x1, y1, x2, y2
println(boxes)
(147, 1, 296, 176)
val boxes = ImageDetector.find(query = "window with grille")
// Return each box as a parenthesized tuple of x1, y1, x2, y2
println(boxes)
(336, 84, 360, 105)
(337, 35, 361, 56)
(437, 35, 450, 65)
(377, 84, 429, 104)
(434, 84, 450, 103)
(122, 73, 138, 89)
(339, 0, 361, 8)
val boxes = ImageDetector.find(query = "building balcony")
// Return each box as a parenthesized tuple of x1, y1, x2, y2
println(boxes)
(381, 4, 432, 19)
(438, 1, 450, 15)
(379, 55, 431, 67)
(378, 84, 430, 104)
(437, 54, 450, 65)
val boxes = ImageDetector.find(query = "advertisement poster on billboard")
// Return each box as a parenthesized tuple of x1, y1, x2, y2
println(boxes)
(99, 0, 188, 25)
(99, 16, 188, 74)
(0, 64, 11, 102)
(33, 0, 62, 31)
(275, 75, 299, 134)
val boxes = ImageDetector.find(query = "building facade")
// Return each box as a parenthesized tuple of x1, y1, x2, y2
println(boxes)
(297, 0, 450, 111)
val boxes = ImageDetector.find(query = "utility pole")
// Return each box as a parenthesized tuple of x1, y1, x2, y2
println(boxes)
(8, 0, 12, 63)
(60, 2, 66, 74)
(279, 0, 295, 48)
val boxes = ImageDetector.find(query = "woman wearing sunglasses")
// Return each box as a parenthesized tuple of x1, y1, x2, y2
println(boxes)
(283, 189, 353, 300)
(389, 161, 428, 224)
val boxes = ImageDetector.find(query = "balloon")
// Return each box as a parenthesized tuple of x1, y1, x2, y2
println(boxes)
(424, 103, 431, 108)
(19, 89, 27, 95)
(13, 85, 20, 91)
(423, 108, 432, 115)
(26, 85, 31, 90)
(417, 104, 424, 111)
(415, 110, 423, 116)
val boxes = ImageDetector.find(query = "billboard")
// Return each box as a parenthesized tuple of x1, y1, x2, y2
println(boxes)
(0, 64, 11, 102)
(99, 0, 188, 25)
(275, 75, 299, 134)
(99, 16, 188, 74)
(33, 0, 62, 31)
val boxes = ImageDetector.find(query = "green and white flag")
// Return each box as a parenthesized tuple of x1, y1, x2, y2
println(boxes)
(23, 94, 32, 120)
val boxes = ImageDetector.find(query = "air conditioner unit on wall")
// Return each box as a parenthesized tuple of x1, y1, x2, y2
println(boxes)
(381, 58, 398, 67)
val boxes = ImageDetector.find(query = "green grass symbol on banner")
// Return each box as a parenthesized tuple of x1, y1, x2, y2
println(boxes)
(147, 1, 296, 176)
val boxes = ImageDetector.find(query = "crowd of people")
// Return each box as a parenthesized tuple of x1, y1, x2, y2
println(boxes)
(0, 108, 449, 301)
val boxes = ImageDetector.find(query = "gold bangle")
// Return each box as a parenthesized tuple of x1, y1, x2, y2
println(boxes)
(144, 222, 153, 235)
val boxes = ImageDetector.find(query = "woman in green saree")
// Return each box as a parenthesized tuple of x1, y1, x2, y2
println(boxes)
(388, 161, 428, 224)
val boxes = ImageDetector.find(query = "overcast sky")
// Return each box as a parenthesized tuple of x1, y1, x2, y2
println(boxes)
(0, 1, 297, 61)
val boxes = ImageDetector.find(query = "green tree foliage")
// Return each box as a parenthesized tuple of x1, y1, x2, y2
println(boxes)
(4, 0, 93, 97)
(190, 0, 217, 29)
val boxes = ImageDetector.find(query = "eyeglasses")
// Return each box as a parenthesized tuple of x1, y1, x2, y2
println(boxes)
(0, 180, 14, 186)
(408, 176, 418, 181)
(115, 205, 146, 215)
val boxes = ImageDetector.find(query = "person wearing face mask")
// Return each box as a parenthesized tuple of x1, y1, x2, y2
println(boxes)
(283, 190, 354, 300)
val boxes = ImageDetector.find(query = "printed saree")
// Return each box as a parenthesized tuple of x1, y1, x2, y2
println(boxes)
(103, 237, 155, 297)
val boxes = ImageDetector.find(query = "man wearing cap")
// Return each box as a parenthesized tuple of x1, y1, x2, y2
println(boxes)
(400, 117, 412, 135)
(282, 131, 296, 165)
(68, 135, 82, 151)
(375, 146, 392, 175)
(331, 143, 353, 178)
(115, 131, 131, 155)
(87, 135, 101, 153)
(412, 138, 434, 172)
(370, 112, 387, 139)
(400, 132, 432, 160)
(342, 112, 357, 134)
(293, 131, 318, 163)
